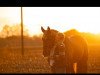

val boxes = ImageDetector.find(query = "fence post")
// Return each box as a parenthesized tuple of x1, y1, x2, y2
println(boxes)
(21, 7, 24, 56)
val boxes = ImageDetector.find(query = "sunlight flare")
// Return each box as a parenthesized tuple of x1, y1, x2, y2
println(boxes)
(0, 7, 100, 36)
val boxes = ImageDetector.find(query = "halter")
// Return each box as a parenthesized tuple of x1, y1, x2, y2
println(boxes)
(49, 32, 61, 56)
(49, 32, 65, 66)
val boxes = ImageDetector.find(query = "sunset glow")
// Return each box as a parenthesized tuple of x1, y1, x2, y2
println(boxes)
(0, 7, 100, 36)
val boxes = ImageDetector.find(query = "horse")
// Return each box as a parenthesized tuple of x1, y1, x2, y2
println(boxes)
(41, 26, 88, 74)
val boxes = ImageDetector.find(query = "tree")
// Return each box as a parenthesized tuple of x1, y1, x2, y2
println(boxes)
(1, 25, 10, 38)
(0, 24, 29, 38)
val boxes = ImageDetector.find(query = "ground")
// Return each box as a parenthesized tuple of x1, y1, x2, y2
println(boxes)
(0, 45, 100, 74)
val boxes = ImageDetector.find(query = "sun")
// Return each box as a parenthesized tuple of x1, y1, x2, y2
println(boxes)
(75, 24, 100, 34)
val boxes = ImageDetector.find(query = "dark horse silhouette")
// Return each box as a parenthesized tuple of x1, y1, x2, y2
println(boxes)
(41, 26, 88, 74)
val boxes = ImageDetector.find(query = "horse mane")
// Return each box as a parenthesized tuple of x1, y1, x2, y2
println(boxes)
(50, 29, 59, 36)
(50, 29, 58, 33)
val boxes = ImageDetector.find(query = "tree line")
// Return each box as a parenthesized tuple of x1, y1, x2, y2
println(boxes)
(0, 24, 29, 38)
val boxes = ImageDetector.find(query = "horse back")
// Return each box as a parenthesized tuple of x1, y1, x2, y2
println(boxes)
(64, 35, 88, 62)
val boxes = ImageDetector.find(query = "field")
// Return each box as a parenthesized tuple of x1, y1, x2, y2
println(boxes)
(0, 45, 100, 74)
(0, 47, 51, 74)
(88, 45, 100, 73)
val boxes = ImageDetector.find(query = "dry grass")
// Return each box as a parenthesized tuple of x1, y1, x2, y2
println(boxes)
(88, 45, 100, 73)
(0, 47, 51, 73)
(0, 45, 100, 74)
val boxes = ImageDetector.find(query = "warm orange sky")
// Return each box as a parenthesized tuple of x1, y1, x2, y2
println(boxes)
(0, 7, 100, 36)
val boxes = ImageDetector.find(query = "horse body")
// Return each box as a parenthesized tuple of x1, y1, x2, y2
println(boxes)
(41, 26, 88, 74)
(64, 35, 88, 63)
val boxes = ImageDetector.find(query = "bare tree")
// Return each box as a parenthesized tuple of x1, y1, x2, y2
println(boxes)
(1, 25, 10, 38)
(1, 24, 29, 38)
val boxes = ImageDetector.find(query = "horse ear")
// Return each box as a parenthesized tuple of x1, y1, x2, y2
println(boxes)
(47, 26, 50, 31)
(41, 26, 45, 33)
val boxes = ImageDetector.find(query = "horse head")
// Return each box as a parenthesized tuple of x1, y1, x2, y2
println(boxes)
(41, 26, 58, 57)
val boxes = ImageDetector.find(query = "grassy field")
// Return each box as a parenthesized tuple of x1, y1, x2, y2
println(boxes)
(0, 47, 51, 73)
(88, 45, 100, 73)
(0, 45, 100, 74)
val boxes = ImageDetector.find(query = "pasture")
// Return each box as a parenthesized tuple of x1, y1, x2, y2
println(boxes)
(0, 45, 100, 74)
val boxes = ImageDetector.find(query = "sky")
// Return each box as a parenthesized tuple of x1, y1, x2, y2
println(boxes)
(0, 7, 100, 36)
